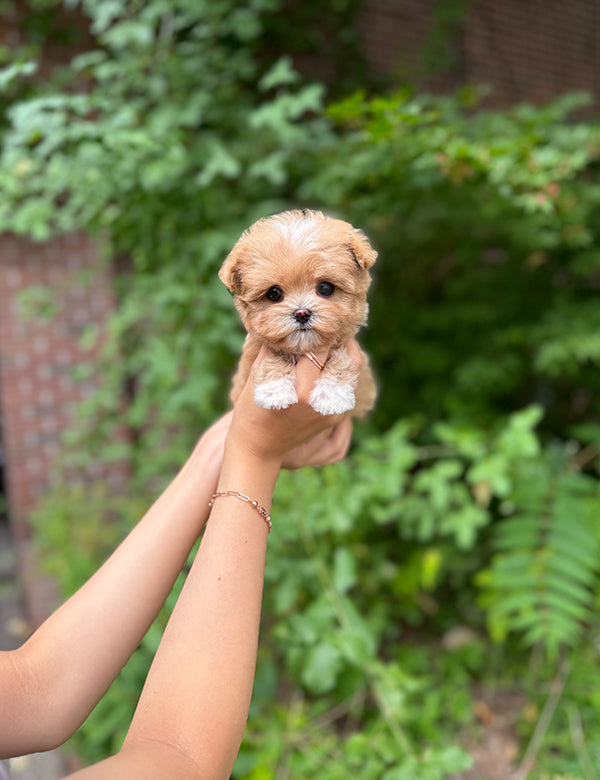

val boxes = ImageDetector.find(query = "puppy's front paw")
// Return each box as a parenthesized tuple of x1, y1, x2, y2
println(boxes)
(254, 375, 298, 410)
(309, 377, 356, 415)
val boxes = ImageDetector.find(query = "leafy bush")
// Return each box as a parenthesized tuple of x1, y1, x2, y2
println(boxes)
(306, 89, 600, 431)
(6, 0, 600, 774)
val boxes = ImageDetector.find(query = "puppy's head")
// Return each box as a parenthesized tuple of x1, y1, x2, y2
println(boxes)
(219, 209, 377, 353)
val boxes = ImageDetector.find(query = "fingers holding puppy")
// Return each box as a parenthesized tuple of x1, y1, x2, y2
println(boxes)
(227, 343, 359, 467)
(282, 417, 353, 470)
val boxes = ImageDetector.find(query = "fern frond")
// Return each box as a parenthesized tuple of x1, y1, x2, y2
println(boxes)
(479, 464, 600, 655)
(492, 518, 539, 550)
(545, 553, 597, 587)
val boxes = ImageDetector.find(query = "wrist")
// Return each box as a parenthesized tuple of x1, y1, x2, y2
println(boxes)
(188, 434, 225, 493)
(218, 441, 281, 508)
(222, 434, 283, 474)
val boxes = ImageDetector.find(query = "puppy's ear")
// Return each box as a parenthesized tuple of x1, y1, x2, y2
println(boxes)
(348, 227, 378, 271)
(218, 245, 245, 295)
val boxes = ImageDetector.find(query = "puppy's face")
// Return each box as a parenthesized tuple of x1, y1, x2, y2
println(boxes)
(219, 210, 377, 353)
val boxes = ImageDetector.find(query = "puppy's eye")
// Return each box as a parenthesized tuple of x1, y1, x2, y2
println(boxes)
(316, 281, 335, 297)
(266, 285, 284, 303)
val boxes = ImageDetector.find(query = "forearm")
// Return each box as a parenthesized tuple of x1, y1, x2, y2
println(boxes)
(121, 445, 279, 778)
(0, 425, 225, 758)
(59, 351, 349, 778)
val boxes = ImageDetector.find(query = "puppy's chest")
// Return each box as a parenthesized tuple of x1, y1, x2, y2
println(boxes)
(275, 340, 346, 364)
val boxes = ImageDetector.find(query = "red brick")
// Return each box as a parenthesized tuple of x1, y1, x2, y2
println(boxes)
(0, 233, 120, 540)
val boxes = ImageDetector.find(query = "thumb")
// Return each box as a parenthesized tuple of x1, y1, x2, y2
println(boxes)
(295, 348, 329, 402)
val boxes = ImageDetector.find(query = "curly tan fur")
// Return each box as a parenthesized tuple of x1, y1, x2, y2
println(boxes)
(219, 209, 377, 417)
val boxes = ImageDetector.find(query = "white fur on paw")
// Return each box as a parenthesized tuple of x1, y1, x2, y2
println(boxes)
(309, 378, 356, 415)
(254, 376, 298, 410)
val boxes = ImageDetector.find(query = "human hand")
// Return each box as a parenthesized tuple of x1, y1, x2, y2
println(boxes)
(282, 417, 353, 469)
(226, 340, 360, 468)
(196, 410, 232, 462)
(186, 411, 233, 495)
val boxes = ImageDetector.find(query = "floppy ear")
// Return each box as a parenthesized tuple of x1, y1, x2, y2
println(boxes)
(348, 227, 378, 271)
(218, 243, 246, 294)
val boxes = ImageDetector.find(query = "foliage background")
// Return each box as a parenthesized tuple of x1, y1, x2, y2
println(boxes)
(3, 1, 600, 776)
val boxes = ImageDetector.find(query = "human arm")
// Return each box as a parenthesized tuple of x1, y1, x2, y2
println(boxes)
(65, 346, 353, 779)
(0, 413, 232, 759)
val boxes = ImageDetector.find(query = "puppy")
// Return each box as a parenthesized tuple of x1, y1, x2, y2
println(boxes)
(219, 209, 377, 417)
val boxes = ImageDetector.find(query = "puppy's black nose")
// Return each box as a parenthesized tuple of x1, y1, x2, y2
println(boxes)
(294, 308, 312, 325)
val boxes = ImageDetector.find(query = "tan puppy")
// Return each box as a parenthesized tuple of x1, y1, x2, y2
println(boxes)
(219, 209, 377, 417)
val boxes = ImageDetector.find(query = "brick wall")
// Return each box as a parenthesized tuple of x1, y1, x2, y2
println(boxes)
(0, 2, 99, 549)
(0, 234, 116, 540)
(463, 0, 599, 106)
(358, 0, 600, 107)
(1, 0, 92, 75)
(359, 0, 440, 83)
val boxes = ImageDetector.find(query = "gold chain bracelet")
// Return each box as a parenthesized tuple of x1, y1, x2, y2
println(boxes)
(208, 490, 272, 532)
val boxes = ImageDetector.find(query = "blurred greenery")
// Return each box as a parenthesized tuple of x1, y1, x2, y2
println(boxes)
(4, 0, 600, 776)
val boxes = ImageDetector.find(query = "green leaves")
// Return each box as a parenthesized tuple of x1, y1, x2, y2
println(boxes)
(307, 89, 600, 432)
(258, 55, 299, 91)
(301, 642, 343, 695)
(0, 0, 335, 483)
(479, 462, 600, 655)
(0, 60, 37, 91)
(0, 0, 331, 245)
(9, 1, 600, 774)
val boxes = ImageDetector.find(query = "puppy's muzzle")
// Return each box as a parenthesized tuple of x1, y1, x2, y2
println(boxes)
(294, 308, 312, 325)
